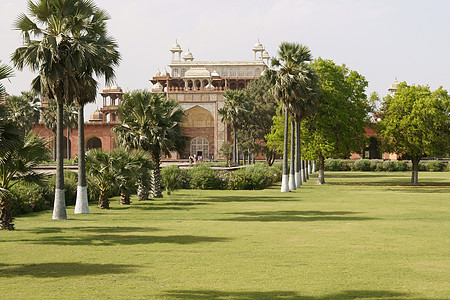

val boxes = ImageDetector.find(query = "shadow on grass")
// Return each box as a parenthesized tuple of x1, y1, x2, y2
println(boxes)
(200, 195, 301, 203)
(26, 226, 162, 235)
(0, 262, 135, 278)
(31, 234, 231, 246)
(219, 210, 375, 222)
(132, 201, 207, 211)
(163, 289, 415, 300)
(327, 182, 450, 187)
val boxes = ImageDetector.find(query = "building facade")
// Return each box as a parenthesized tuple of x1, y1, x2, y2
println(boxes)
(150, 40, 269, 159)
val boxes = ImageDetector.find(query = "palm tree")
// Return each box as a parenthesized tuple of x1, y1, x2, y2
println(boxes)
(0, 60, 14, 97)
(85, 148, 116, 209)
(5, 92, 40, 134)
(266, 42, 316, 192)
(218, 90, 248, 164)
(72, 11, 120, 215)
(0, 132, 50, 229)
(12, 0, 117, 219)
(113, 90, 189, 199)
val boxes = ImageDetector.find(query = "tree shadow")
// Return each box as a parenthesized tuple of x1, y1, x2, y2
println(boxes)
(26, 226, 162, 235)
(132, 202, 207, 211)
(218, 210, 375, 222)
(31, 234, 231, 246)
(163, 289, 416, 299)
(0, 262, 136, 278)
(327, 182, 450, 187)
(200, 195, 301, 203)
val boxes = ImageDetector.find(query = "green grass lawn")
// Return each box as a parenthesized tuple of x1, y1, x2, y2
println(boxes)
(1, 172, 449, 299)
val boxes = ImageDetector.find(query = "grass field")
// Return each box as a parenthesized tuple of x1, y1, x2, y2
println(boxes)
(1, 172, 449, 299)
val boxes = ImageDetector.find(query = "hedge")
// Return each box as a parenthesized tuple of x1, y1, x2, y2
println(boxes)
(324, 159, 448, 172)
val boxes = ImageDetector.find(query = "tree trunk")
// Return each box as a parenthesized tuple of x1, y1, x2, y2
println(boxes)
(316, 154, 325, 185)
(281, 107, 289, 192)
(302, 159, 307, 182)
(151, 152, 163, 198)
(233, 128, 237, 164)
(0, 192, 14, 230)
(53, 134, 56, 161)
(306, 160, 310, 180)
(52, 102, 67, 220)
(98, 189, 110, 209)
(67, 128, 70, 159)
(411, 157, 420, 186)
(74, 106, 89, 214)
(312, 160, 316, 173)
(289, 118, 296, 191)
(295, 122, 302, 188)
(308, 160, 312, 174)
(120, 186, 131, 205)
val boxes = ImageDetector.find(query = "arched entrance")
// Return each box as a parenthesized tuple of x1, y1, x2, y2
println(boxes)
(190, 136, 209, 158)
(86, 137, 102, 150)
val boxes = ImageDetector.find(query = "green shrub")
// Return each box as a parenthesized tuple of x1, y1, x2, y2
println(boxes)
(418, 162, 428, 171)
(324, 159, 343, 171)
(161, 165, 189, 194)
(189, 165, 222, 190)
(382, 160, 396, 172)
(9, 182, 52, 216)
(352, 159, 372, 171)
(426, 160, 446, 172)
(394, 160, 408, 171)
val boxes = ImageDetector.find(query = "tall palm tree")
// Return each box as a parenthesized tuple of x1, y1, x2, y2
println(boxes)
(266, 42, 314, 192)
(113, 90, 189, 199)
(12, 0, 116, 219)
(0, 132, 50, 229)
(290, 65, 320, 188)
(4, 92, 40, 134)
(72, 10, 120, 215)
(218, 89, 248, 164)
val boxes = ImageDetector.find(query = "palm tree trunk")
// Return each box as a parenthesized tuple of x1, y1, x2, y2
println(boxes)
(98, 189, 110, 209)
(233, 128, 237, 164)
(312, 160, 316, 172)
(281, 106, 289, 192)
(316, 154, 325, 185)
(306, 160, 310, 179)
(411, 157, 420, 186)
(67, 128, 70, 159)
(289, 118, 296, 190)
(52, 102, 67, 220)
(0, 191, 14, 230)
(75, 106, 89, 214)
(151, 152, 163, 198)
(302, 159, 307, 182)
(137, 169, 149, 200)
(308, 160, 312, 174)
(53, 134, 56, 161)
(295, 122, 302, 188)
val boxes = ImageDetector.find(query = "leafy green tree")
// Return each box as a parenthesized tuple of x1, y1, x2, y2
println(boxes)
(303, 58, 370, 184)
(218, 90, 248, 164)
(378, 83, 450, 185)
(265, 42, 314, 192)
(243, 76, 278, 165)
(0, 60, 14, 96)
(12, 0, 109, 220)
(113, 90, 188, 198)
(219, 141, 233, 167)
(0, 132, 50, 229)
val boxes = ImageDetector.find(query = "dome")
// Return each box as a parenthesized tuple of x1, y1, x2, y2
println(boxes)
(184, 67, 211, 78)
(252, 40, 264, 51)
(160, 69, 170, 77)
(154, 70, 161, 77)
(211, 70, 220, 77)
(183, 49, 194, 61)
(205, 82, 215, 89)
(89, 108, 103, 122)
(152, 82, 164, 91)
(389, 77, 399, 91)
(261, 50, 270, 59)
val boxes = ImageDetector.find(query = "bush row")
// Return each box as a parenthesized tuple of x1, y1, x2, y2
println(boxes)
(324, 159, 448, 172)
(10, 171, 78, 217)
(161, 163, 282, 191)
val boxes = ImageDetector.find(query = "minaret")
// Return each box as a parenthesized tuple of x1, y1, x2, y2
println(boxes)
(252, 39, 264, 60)
(170, 40, 182, 61)
(388, 77, 399, 96)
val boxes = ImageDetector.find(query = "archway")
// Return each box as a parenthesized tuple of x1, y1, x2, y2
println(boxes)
(86, 137, 102, 150)
(182, 106, 214, 128)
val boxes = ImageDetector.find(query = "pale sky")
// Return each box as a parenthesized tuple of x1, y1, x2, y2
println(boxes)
(1, 0, 449, 117)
